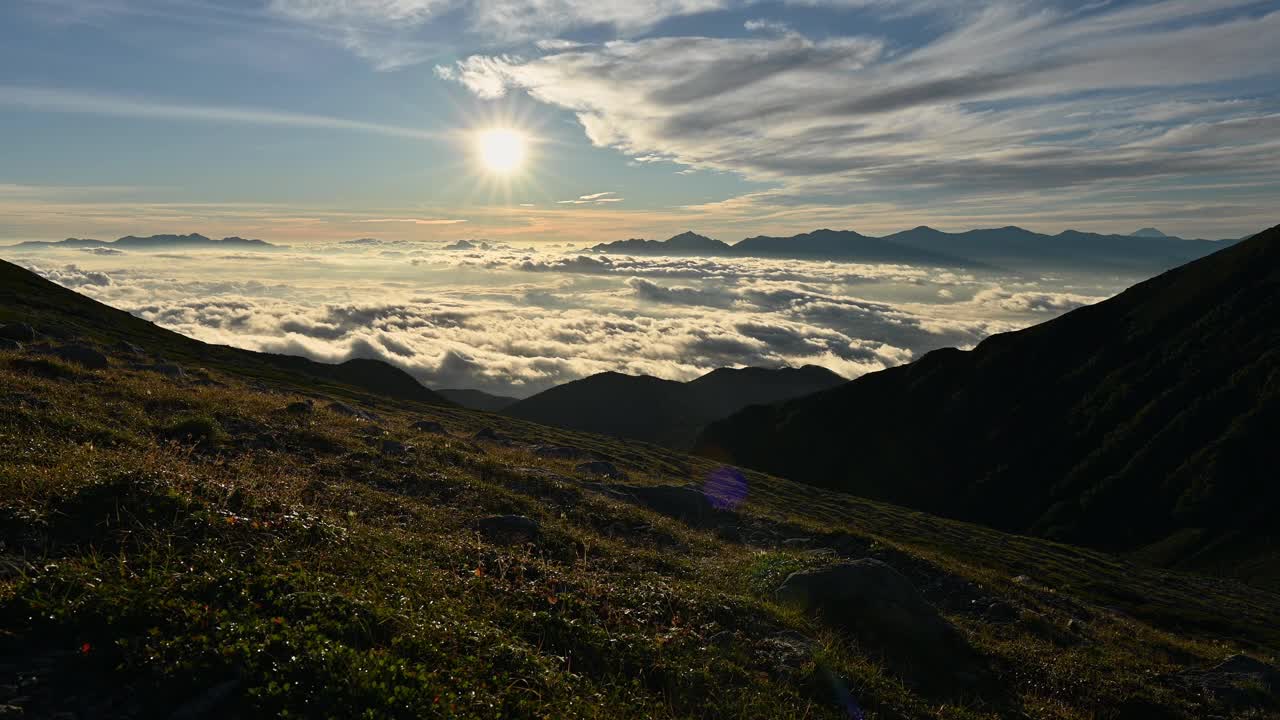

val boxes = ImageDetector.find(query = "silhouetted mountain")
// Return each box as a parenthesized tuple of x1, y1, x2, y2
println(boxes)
(697, 224, 1280, 587)
(586, 225, 1232, 273)
(8, 233, 279, 251)
(438, 388, 519, 412)
(504, 365, 846, 449)
(590, 230, 731, 255)
(732, 228, 975, 266)
(0, 258, 444, 405)
(884, 225, 1223, 273)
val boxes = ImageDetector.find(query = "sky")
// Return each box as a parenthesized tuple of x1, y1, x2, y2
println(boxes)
(2, 0, 1279, 244)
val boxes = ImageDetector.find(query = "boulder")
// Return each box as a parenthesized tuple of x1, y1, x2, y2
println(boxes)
(379, 439, 410, 456)
(575, 460, 624, 479)
(0, 323, 36, 342)
(112, 340, 148, 356)
(285, 400, 314, 415)
(775, 559, 986, 694)
(533, 445, 588, 460)
(327, 401, 381, 422)
(474, 427, 515, 445)
(411, 420, 449, 434)
(1172, 654, 1279, 710)
(625, 484, 721, 525)
(0, 338, 21, 352)
(475, 514, 539, 543)
(150, 363, 186, 378)
(983, 601, 1017, 623)
(51, 344, 109, 369)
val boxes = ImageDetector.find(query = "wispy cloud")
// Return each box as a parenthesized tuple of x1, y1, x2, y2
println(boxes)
(360, 218, 469, 225)
(557, 191, 623, 204)
(0, 86, 445, 141)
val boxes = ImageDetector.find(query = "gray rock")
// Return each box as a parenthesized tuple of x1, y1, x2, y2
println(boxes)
(984, 601, 1017, 623)
(0, 339, 21, 352)
(775, 559, 986, 694)
(327, 401, 381, 422)
(533, 445, 587, 460)
(1172, 654, 1280, 710)
(475, 514, 539, 543)
(575, 460, 624, 479)
(473, 427, 515, 445)
(379, 439, 410, 456)
(0, 323, 36, 342)
(411, 420, 448, 434)
(625, 484, 719, 524)
(782, 537, 813, 548)
(285, 400, 314, 415)
(150, 363, 186, 378)
(51, 345, 108, 369)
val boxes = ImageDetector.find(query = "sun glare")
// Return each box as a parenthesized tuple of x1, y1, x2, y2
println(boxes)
(476, 128, 527, 175)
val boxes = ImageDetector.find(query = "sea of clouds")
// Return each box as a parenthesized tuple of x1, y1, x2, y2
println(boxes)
(11, 239, 1124, 397)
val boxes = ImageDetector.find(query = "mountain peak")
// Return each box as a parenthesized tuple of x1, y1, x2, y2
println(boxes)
(1132, 227, 1169, 238)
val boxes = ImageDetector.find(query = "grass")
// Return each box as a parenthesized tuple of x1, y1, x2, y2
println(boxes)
(1, 338, 1278, 718)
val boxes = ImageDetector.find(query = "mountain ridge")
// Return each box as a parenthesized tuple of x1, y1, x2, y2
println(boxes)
(8, 233, 281, 251)
(696, 223, 1280, 588)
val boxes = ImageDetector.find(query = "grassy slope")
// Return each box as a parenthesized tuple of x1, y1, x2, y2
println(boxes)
(1, 265, 1278, 718)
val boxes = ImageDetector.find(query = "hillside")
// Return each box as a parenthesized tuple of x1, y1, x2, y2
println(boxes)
(0, 259, 445, 405)
(697, 224, 1280, 589)
(503, 366, 846, 449)
(1, 259, 1278, 718)
(438, 387, 520, 412)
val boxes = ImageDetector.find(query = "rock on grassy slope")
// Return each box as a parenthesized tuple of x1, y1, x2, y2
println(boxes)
(698, 224, 1280, 590)
(1, 262, 1279, 719)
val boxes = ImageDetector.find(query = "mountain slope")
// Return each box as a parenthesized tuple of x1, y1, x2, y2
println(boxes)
(0, 258, 444, 405)
(2, 259, 1279, 718)
(697, 224, 1280, 587)
(590, 230, 732, 255)
(733, 228, 974, 266)
(438, 387, 520, 412)
(504, 366, 847, 449)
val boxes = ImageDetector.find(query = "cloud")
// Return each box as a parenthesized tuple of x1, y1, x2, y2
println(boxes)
(360, 217, 468, 225)
(743, 18, 790, 33)
(557, 191, 623, 205)
(0, 86, 446, 141)
(438, 3, 1280, 218)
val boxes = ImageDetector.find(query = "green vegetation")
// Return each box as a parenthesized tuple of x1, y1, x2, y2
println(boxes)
(1, 257, 1278, 718)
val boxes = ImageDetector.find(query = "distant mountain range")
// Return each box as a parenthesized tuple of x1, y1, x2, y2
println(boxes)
(502, 365, 846, 449)
(696, 224, 1280, 586)
(591, 226, 1234, 273)
(7, 233, 281, 251)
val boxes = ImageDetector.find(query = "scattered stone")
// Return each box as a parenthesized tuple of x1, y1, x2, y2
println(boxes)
(1171, 655, 1280, 710)
(475, 514, 539, 543)
(379, 439, 410, 456)
(285, 400, 314, 415)
(782, 537, 813, 548)
(327, 401, 381, 422)
(473, 427, 515, 445)
(575, 460, 624, 479)
(0, 339, 21, 352)
(51, 345, 108, 369)
(533, 445, 588, 460)
(0, 324, 36, 342)
(411, 420, 449, 434)
(775, 559, 986, 694)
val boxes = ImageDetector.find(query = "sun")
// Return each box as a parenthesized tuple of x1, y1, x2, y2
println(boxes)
(476, 128, 527, 175)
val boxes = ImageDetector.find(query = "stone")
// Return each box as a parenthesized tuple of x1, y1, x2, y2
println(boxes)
(285, 400, 314, 415)
(411, 420, 449, 434)
(984, 601, 1017, 623)
(327, 401, 381, 422)
(533, 445, 587, 460)
(575, 460, 624, 479)
(51, 345, 108, 369)
(775, 559, 986, 694)
(379, 439, 410, 456)
(475, 514, 539, 543)
(473, 427, 515, 445)
(0, 339, 21, 352)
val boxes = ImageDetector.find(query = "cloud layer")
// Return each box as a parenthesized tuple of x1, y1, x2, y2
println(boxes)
(12, 240, 1118, 397)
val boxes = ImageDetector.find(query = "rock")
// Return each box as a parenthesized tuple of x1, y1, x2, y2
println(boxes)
(379, 439, 410, 456)
(111, 340, 147, 356)
(473, 427, 515, 445)
(0, 339, 21, 352)
(625, 484, 724, 526)
(984, 601, 1017, 623)
(533, 445, 587, 460)
(475, 514, 539, 543)
(0, 324, 36, 342)
(150, 363, 186, 378)
(285, 400, 314, 415)
(51, 345, 108, 369)
(708, 630, 734, 649)
(327, 401, 381, 422)
(411, 420, 448, 434)
(775, 559, 986, 694)
(1066, 618, 1088, 634)
(782, 537, 813, 548)
(575, 460, 624, 479)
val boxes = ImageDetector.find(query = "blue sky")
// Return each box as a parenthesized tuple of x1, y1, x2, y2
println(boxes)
(2, 0, 1279, 243)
